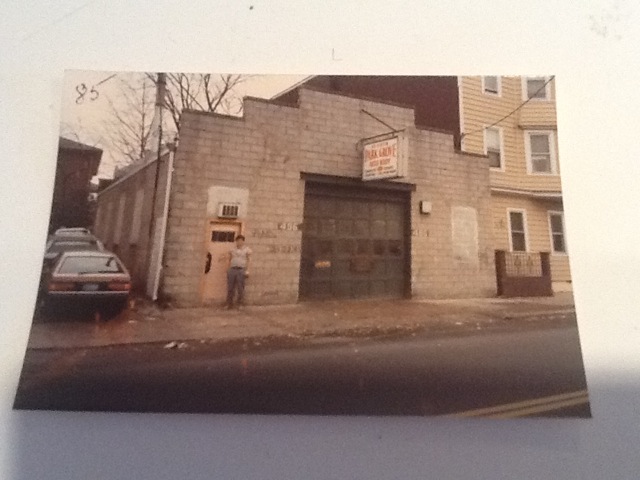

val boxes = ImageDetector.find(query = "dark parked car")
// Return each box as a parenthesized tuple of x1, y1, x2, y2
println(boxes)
(44, 234, 105, 266)
(53, 227, 93, 236)
(42, 250, 131, 314)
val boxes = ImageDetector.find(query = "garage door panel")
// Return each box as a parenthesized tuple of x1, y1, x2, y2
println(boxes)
(370, 280, 387, 296)
(336, 219, 353, 236)
(332, 280, 352, 298)
(353, 201, 369, 218)
(352, 280, 370, 297)
(300, 189, 408, 300)
(371, 259, 386, 276)
(318, 219, 336, 237)
(333, 259, 352, 277)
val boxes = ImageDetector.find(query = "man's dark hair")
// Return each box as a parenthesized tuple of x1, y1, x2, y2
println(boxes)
(236, 235, 245, 241)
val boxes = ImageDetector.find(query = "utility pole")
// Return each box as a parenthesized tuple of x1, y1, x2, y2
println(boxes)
(146, 72, 167, 298)
(148, 72, 166, 238)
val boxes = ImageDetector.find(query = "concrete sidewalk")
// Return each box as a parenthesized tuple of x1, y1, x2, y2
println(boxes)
(26, 293, 577, 350)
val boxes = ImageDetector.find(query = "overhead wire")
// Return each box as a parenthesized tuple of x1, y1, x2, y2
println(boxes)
(460, 76, 556, 139)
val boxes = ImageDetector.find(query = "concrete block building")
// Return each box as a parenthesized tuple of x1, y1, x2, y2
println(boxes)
(275, 76, 569, 294)
(95, 86, 497, 307)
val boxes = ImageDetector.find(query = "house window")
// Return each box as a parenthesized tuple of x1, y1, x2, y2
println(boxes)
(525, 131, 557, 174)
(524, 76, 550, 100)
(484, 127, 503, 169)
(482, 76, 500, 95)
(548, 212, 566, 253)
(508, 210, 528, 252)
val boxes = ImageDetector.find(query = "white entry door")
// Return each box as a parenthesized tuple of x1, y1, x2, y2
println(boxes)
(202, 222, 241, 303)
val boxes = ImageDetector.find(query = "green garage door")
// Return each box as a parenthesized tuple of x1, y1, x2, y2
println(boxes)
(299, 184, 409, 300)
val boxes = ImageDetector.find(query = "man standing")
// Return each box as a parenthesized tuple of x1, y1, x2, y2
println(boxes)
(226, 235, 251, 309)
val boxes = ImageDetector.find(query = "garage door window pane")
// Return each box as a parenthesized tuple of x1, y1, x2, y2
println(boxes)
(373, 239, 386, 256)
(338, 239, 355, 255)
(357, 239, 371, 255)
(389, 240, 402, 256)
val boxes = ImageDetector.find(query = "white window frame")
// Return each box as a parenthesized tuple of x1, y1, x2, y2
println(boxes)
(522, 76, 551, 101)
(507, 208, 529, 252)
(547, 211, 568, 255)
(524, 130, 558, 175)
(484, 126, 505, 171)
(482, 76, 501, 96)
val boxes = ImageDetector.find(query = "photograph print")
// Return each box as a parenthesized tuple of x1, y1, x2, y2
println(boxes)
(14, 72, 591, 418)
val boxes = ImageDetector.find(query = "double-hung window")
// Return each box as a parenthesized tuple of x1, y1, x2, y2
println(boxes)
(525, 131, 557, 174)
(548, 212, 567, 254)
(484, 127, 503, 169)
(508, 210, 528, 252)
(523, 76, 551, 100)
(482, 76, 500, 95)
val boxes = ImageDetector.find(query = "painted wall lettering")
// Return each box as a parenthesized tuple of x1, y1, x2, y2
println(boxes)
(252, 229, 277, 238)
(277, 222, 299, 231)
(268, 245, 301, 254)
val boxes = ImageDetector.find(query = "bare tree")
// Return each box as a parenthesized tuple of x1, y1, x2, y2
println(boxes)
(105, 73, 247, 166)
(147, 73, 246, 131)
(104, 75, 156, 166)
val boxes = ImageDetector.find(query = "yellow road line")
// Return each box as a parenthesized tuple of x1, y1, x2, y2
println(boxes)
(489, 396, 589, 418)
(451, 389, 589, 418)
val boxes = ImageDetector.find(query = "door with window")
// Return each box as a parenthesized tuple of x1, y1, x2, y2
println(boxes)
(202, 221, 241, 303)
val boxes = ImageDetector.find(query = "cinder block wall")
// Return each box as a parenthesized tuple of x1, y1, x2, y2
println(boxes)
(162, 88, 495, 306)
(408, 128, 496, 298)
(94, 157, 170, 291)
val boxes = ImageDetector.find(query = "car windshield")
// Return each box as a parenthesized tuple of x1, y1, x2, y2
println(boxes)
(58, 256, 124, 274)
(48, 241, 98, 253)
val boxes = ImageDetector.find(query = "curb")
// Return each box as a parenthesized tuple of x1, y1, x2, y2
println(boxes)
(27, 309, 577, 352)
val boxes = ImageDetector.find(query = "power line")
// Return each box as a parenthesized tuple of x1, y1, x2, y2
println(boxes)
(460, 76, 556, 140)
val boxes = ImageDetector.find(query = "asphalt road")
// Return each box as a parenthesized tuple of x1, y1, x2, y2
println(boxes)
(14, 324, 590, 417)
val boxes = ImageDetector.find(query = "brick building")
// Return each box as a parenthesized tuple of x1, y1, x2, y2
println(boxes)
(94, 87, 497, 307)
(50, 137, 102, 233)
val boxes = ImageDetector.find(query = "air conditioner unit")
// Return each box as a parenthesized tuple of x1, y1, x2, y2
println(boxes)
(218, 203, 240, 219)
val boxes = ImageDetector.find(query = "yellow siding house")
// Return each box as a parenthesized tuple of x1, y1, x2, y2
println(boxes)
(458, 76, 571, 292)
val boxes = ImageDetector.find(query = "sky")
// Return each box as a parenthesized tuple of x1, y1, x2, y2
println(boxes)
(60, 71, 307, 178)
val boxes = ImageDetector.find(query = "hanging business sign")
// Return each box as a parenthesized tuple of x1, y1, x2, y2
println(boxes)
(361, 132, 408, 181)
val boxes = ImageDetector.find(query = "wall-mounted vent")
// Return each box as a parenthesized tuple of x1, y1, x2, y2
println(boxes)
(218, 203, 240, 219)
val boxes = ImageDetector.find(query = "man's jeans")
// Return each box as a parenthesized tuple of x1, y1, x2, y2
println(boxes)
(226, 267, 246, 306)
